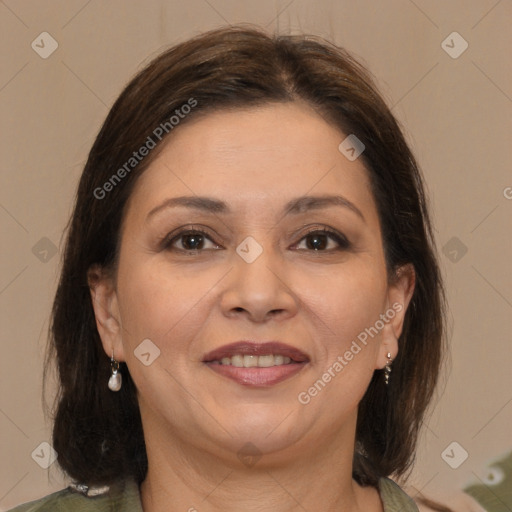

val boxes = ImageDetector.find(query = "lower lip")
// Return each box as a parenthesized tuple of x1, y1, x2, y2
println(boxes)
(205, 362, 308, 387)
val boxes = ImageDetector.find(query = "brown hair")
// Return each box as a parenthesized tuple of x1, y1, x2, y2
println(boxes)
(46, 24, 446, 488)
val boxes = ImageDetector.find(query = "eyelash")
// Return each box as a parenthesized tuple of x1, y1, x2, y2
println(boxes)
(161, 225, 351, 253)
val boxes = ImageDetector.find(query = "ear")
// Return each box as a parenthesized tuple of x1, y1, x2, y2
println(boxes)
(376, 263, 416, 369)
(87, 264, 126, 362)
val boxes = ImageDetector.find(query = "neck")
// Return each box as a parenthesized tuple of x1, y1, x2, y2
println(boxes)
(138, 410, 382, 512)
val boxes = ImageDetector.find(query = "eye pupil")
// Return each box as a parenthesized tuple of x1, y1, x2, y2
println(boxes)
(307, 233, 328, 251)
(182, 233, 204, 250)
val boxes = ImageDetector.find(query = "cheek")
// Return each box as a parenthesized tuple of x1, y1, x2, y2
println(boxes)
(303, 262, 388, 347)
(296, 263, 386, 410)
(114, 259, 216, 411)
(116, 256, 226, 351)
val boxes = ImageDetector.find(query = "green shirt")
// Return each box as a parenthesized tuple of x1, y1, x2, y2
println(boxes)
(8, 477, 419, 511)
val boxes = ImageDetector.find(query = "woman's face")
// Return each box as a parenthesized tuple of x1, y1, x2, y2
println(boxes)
(91, 101, 413, 464)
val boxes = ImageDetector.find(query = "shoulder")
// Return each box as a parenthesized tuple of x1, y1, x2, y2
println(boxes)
(6, 488, 95, 512)
(378, 477, 420, 512)
(6, 479, 143, 512)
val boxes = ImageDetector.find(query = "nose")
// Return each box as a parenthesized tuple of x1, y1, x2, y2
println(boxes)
(220, 245, 299, 323)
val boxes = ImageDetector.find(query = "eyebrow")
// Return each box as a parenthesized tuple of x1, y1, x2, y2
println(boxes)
(146, 194, 365, 222)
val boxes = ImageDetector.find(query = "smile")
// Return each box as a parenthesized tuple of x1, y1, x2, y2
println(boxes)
(202, 341, 310, 387)
(209, 354, 295, 367)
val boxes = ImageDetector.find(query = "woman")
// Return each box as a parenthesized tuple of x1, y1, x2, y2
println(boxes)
(10, 25, 446, 511)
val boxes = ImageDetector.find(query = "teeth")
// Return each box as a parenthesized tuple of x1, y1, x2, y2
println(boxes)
(231, 355, 244, 367)
(215, 354, 296, 367)
(257, 355, 274, 367)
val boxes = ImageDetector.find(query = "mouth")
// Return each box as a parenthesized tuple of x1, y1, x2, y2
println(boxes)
(202, 341, 310, 387)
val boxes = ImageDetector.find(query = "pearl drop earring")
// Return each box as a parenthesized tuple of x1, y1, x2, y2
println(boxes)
(108, 352, 122, 392)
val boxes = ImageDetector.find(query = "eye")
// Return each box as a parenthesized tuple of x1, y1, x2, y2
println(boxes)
(293, 227, 351, 251)
(163, 228, 221, 252)
(162, 226, 350, 253)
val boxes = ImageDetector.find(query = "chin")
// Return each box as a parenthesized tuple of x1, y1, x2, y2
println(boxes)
(219, 412, 307, 454)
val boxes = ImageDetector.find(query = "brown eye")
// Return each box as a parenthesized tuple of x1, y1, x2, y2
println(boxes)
(295, 228, 350, 251)
(180, 233, 206, 250)
(164, 229, 220, 252)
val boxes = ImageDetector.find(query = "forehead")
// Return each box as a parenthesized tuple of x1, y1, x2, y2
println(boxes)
(125, 102, 376, 222)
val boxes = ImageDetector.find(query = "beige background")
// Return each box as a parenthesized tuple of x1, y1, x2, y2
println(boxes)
(1, 0, 511, 509)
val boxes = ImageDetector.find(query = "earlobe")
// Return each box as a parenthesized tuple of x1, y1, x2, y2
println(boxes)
(87, 265, 125, 362)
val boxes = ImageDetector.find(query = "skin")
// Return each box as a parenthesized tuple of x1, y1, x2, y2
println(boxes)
(89, 101, 415, 512)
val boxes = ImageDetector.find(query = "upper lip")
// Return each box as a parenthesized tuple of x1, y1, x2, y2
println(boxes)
(202, 341, 310, 363)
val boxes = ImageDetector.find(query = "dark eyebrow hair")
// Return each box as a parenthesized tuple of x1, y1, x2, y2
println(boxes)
(146, 194, 365, 222)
